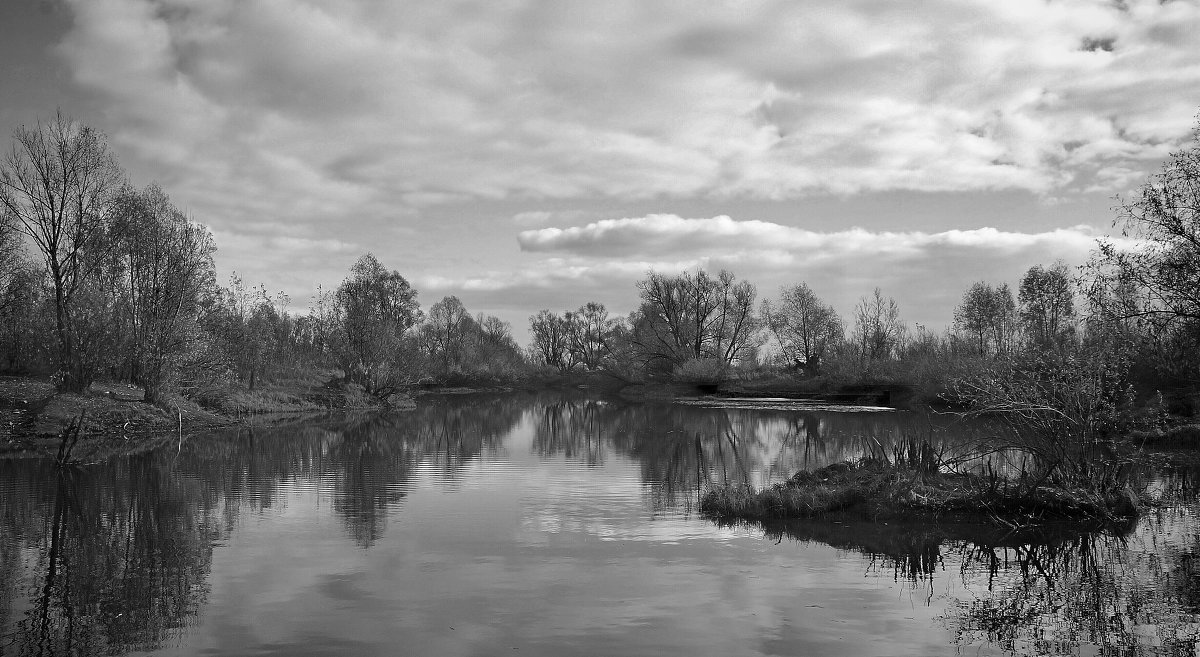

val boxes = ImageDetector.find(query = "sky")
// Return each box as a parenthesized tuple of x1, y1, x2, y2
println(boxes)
(2, 0, 1199, 345)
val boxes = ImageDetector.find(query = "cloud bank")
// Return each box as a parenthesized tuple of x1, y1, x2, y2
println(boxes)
(418, 215, 1126, 339)
(517, 215, 1115, 260)
(55, 0, 1200, 208)
(28, 0, 1198, 336)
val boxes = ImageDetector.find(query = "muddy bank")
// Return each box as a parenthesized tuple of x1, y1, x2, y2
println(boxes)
(0, 375, 417, 458)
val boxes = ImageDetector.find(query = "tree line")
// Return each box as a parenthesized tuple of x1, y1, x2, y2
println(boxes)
(0, 113, 525, 404)
(2, 111, 1198, 414)
(526, 260, 1095, 381)
(524, 117, 1200, 418)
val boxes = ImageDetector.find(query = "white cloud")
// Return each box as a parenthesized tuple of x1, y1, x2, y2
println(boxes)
(430, 214, 1137, 344)
(517, 214, 1123, 259)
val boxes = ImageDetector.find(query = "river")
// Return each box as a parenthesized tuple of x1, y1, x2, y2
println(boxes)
(2, 392, 1198, 656)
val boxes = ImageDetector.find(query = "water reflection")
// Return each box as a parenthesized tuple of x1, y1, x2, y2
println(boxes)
(946, 509, 1200, 656)
(532, 398, 1022, 511)
(325, 396, 523, 546)
(743, 493, 1200, 654)
(0, 393, 1198, 656)
(0, 459, 221, 656)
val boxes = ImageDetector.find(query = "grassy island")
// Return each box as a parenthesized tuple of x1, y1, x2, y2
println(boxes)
(700, 458, 1141, 527)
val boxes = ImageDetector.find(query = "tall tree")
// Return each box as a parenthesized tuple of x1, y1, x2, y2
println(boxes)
(1018, 262, 1075, 349)
(0, 204, 22, 301)
(954, 282, 1016, 356)
(853, 288, 905, 362)
(422, 295, 472, 372)
(632, 269, 758, 369)
(336, 254, 422, 394)
(565, 302, 614, 370)
(709, 270, 759, 365)
(530, 309, 576, 371)
(761, 282, 842, 373)
(474, 314, 517, 363)
(1091, 115, 1200, 379)
(0, 112, 124, 391)
(111, 185, 216, 403)
(0, 264, 45, 373)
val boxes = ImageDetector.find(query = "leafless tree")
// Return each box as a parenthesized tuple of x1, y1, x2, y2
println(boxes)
(0, 112, 124, 391)
(422, 295, 472, 371)
(1018, 262, 1076, 349)
(530, 309, 577, 371)
(953, 281, 1016, 356)
(111, 184, 216, 403)
(632, 269, 758, 369)
(565, 302, 615, 370)
(761, 282, 843, 373)
(336, 253, 422, 394)
(853, 287, 905, 362)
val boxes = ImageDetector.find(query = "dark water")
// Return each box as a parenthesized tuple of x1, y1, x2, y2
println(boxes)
(2, 393, 1199, 656)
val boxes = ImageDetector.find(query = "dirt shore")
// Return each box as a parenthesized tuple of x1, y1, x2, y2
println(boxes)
(0, 374, 419, 459)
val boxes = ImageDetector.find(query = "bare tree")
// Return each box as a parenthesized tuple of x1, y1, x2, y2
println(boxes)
(761, 282, 843, 373)
(475, 313, 517, 362)
(709, 270, 759, 365)
(336, 253, 422, 394)
(530, 309, 577, 371)
(853, 287, 905, 362)
(422, 295, 472, 372)
(565, 302, 615, 370)
(0, 112, 124, 391)
(111, 184, 216, 403)
(1089, 115, 1200, 380)
(954, 281, 1017, 356)
(1019, 262, 1076, 349)
(632, 269, 758, 369)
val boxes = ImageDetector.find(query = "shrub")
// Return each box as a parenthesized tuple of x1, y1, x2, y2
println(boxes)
(672, 358, 727, 384)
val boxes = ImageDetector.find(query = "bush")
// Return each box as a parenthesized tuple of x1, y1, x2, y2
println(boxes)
(672, 358, 727, 384)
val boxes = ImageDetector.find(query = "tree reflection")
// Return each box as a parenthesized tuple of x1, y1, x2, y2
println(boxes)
(942, 466, 1200, 654)
(531, 398, 609, 465)
(529, 399, 1004, 512)
(735, 493, 1200, 655)
(5, 394, 1193, 656)
(0, 458, 220, 656)
(0, 394, 529, 652)
(327, 395, 525, 546)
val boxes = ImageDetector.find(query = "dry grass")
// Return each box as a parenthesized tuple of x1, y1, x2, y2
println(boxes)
(700, 458, 1139, 527)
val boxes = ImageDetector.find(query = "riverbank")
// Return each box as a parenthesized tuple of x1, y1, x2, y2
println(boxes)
(0, 373, 420, 458)
(700, 458, 1141, 527)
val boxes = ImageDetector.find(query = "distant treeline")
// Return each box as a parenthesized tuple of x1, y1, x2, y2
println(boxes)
(2, 112, 1198, 421)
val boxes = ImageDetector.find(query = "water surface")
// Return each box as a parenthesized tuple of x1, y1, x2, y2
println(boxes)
(2, 393, 1198, 656)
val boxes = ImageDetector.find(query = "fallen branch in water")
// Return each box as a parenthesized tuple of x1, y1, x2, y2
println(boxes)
(55, 410, 85, 467)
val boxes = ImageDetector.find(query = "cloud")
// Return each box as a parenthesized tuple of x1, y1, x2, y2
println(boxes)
(440, 214, 1137, 343)
(52, 0, 1200, 211)
(36, 0, 1197, 342)
(517, 214, 1121, 260)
